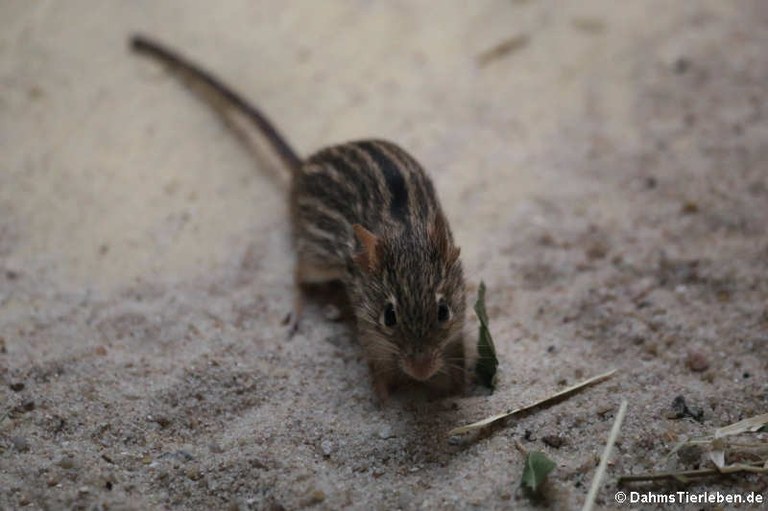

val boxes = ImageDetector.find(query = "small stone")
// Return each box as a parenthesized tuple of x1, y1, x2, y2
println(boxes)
(320, 439, 334, 457)
(14, 400, 35, 414)
(9, 382, 24, 392)
(542, 434, 566, 449)
(377, 425, 394, 439)
(585, 243, 607, 260)
(323, 305, 342, 321)
(11, 436, 29, 452)
(686, 350, 709, 372)
(447, 435, 462, 446)
(151, 415, 171, 429)
(160, 449, 194, 462)
(668, 395, 704, 422)
(186, 466, 202, 481)
(141, 454, 152, 465)
(308, 489, 325, 504)
(94, 346, 108, 356)
(681, 201, 699, 214)
(58, 456, 75, 469)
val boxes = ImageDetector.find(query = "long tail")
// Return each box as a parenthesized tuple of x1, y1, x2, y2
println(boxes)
(130, 34, 302, 173)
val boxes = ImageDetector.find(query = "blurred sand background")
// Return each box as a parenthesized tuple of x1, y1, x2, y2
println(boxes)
(1, 1, 766, 509)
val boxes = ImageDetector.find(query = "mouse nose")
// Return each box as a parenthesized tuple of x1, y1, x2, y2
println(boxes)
(403, 352, 440, 381)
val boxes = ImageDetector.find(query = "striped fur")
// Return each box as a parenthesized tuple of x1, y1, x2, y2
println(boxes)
(292, 140, 444, 263)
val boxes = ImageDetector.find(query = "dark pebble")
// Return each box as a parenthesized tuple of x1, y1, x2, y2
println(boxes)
(681, 201, 699, 215)
(668, 395, 704, 422)
(542, 434, 566, 448)
(10, 382, 25, 392)
(151, 415, 171, 429)
(686, 350, 709, 372)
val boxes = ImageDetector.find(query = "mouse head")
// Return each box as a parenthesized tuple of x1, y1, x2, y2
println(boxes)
(351, 215, 465, 381)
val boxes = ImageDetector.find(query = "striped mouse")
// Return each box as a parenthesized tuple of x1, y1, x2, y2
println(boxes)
(131, 35, 467, 401)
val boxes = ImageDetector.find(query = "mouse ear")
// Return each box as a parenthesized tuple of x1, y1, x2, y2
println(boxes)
(430, 214, 460, 266)
(352, 224, 381, 273)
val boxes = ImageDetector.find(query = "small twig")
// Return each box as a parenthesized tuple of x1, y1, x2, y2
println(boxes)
(448, 368, 617, 436)
(618, 461, 768, 484)
(582, 400, 628, 511)
(715, 412, 768, 438)
(476, 34, 529, 67)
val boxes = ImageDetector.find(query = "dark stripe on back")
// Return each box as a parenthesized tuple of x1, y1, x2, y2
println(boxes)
(357, 141, 410, 225)
(319, 149, 383, 210)
(376, 141, 436, 221)
(300, 172, 359, 221)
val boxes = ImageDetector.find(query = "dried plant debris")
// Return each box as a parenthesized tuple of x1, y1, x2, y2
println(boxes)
(521, 451, 556, 494)
(474, 281, 499, 391)
(619, 412, 768, 484)
(582, 400, 628, 511)
(477, 34, 529, 67)
(448, 369, 617, 436)
(715, 412, 768, 438)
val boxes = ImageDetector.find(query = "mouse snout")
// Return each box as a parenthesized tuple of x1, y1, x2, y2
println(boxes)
(401, 350, 442, 381)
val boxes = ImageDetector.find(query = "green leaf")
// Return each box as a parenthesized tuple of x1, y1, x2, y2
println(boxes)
(474, 281, 498, 390)
(521, 451, 556, 493)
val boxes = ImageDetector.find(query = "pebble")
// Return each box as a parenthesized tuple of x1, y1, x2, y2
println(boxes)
(686, 350, 709, 372)
(186, 466, 202, 481)
(9, 382, 25, 392)
(320, 439, 334, 457)
(13, 400, 35, 414)
(323, 305, 342, 321)
(668, 395, 704, 422)
(11, 436, 30, 452)
(378, 425, 394, 439)
(307, 489, 325, 504)
(542, 434, 566, 448)
(58, 455, 76, 469)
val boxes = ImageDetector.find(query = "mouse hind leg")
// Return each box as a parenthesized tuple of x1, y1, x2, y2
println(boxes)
(287, 256, 346, 337)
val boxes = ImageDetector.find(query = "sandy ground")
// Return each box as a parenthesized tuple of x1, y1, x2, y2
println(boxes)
(1, 1, 767, 509)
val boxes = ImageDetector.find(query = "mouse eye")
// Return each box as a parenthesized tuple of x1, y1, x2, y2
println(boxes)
(437, 302, 451, 323)
(382, 303, 397, 327)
